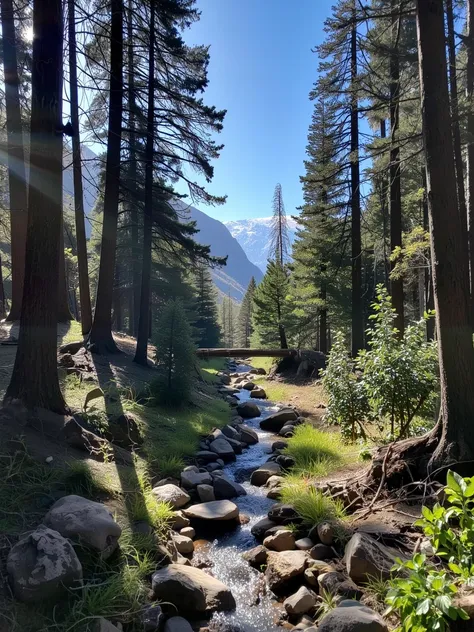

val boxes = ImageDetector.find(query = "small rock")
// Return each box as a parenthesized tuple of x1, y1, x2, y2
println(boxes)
(264, 530, 296, 552)
(152, 484, 191, 509)
(250, 462, 282, 486)
(184, 500, 239, 521)
(268, 504, 300, 525)
(295, 538, 313, 551)
(242, 381, 256, 390)
(154, 477, 181, 488)
(221, 425, 241, 441)
(272, 440, 288, 452)
(317, 605, 388, 632)
(279, 424, 296, 438)
(242, 545, 268, 567)
(195, 451, 220, 463)
(45, 456, 53, 464)
(213, 474, 246, 500)
(172, 511, 190, 531)
(7, 525, 83, 603)
(93, 619, 122, 632)
(250, 387, 267, 399)
(318, 572, 363, 600)
(236, 401, 261, 419)
(197, 484, 216, 503)
(44, 495, 121, 559)
(152, 564, 236, 614)
(139, 603, 166, 631)
(172, 534, 194, 555)
(304, 561, 336, 587)
(239, 425, 259, 445)
(183, 465, 200, 473)
(225, 436, 243, 455)
(310, 544, 334, 560)
(265, 550, 309, 592)
(251, 517, 278, 541)
(180, 527, 195, 539)
(164, 616, 194, 632)
(209, 437, 236, 462)
(249, 367, 267, 375)
(181, 471, 212, 490)
(318, 522, 335, 546)
(284, 586, 317, 615)
(275, 455, 296, 469)
(260, 409, 298, 432)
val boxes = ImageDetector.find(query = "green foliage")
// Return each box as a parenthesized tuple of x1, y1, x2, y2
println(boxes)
(237, 276, 256, 347)
(283, 423, 352, 477)
(358, 286, 438, 439)
(192, 263, 221, 347)
(316, 588, 339, 619)
(322, 331, 369, 441)
(252, 260, 292, 348)
(152, 299, 197, 406)
(385, 554, 468, 632)
(280, 475, 346, 527)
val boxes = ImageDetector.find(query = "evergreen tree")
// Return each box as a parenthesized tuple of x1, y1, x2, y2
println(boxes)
(220, 293, 236, 347)
(192, 264, 220, 347)
(152, 299, 196, 406)
(253, 261, 290, 349)
(237, 276, 256, 347)
(270, 183, 290, 265)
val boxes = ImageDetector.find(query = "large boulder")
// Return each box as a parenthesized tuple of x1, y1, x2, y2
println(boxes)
(318, 604, 388, 632)
(284, 586, 317, 615)
(164, 617, 194, 632)
(7, 525, 83, 603)
(183, 500, 239, 521)
(213, 474, 247, 500)
(264, 530, 296, 552)
(152, 484, 190, 509)
(209, 437, 236, 462)
(265, 550, 309, 592)
(250, 387, 267, 399)
(236, 401, 261, 419)
(151, 564, 236, 614)
(250, 462, 282, 486)
(239, 425, 259, 445)
(181, 470, 212, 490)
(259, 409, 298, 432)
(345, 533, 400, 583)
(44, 495, 121, 559)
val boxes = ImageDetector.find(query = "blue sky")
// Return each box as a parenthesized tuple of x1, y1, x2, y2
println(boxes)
(175, 0, 334, 222)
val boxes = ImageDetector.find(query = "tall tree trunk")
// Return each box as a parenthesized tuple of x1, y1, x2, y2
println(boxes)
(127, 0, 140, 336)
(68, 0, 92, 335)
(4, 0, 66, 412)
(422, 170, 435, 340)
(134, 0, 155, 366)
(380, 119, 390, 287)
(467, 0, 474, 328)
(319, 277, 328, 354)
(350, 7, 363, 356)
(390, 0, 404, 335)
(1, 0, 28, 322)
(417, 0, 474, 463)
(88, 0, 123, 353)
(446, 0, 470, 289)
(0, 255, 6, 320)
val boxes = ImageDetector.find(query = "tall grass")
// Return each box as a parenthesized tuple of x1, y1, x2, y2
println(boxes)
(280, 475, 346, 527)
(284, 423, 353, 477)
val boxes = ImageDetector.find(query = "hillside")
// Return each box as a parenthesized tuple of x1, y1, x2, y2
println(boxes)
(224, 216, 298, 272)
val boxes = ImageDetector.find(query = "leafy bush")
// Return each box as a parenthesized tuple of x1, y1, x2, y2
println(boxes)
(322, 331, 369, 441)
(358, 286, 438, 439)
(385, 554, 468, 632)
(151, 299, 197, 406)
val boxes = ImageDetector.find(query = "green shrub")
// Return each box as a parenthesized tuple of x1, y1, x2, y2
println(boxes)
(322, 331, 369, 441)
(358, 286, 438, 440)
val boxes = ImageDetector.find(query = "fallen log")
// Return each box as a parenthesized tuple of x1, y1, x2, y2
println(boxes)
(196, 348, 298, 358)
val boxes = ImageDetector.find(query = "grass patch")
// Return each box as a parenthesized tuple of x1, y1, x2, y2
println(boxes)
(58, 319, 83, 346)
(280, 475, 346, 527)
(199, 357, 227, 383)
(248, 356, 276, 374)
(284, 424, 354, 478)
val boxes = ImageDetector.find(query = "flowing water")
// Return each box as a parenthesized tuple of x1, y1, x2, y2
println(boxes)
(206, 363, 285, 632)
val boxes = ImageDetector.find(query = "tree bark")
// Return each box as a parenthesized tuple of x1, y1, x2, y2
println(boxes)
(1, 0, 28, 322)
(417, 0, 474, 465)
(422, 169, 435, 340)
(389, 0, 404, 335)
(380, 119, 390, 287)
(88, 0, 123, 354)
(134, 0, 155, 366)
(68, 0, 92, 335)
(350, 7, 364, 356)
(0, 255, 6, 320)
(467, 0, 474, 328)
(4, 0, 66, 412)
(127, 0, 140, 336)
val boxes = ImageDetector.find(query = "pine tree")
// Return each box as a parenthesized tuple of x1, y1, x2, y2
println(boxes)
(253, 261, 290, 349)
(237, 277, 256, 347)
(220, 293, 236, 347)
(192, 264, 220, 348)
(270, 183, 290, 265)
(152, 299, 196, 406)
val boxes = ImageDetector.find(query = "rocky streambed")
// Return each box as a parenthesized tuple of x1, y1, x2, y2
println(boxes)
(4, 360, 409, 632)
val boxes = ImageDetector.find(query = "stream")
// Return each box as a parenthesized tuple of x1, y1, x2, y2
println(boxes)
(206, 362, 285, 632)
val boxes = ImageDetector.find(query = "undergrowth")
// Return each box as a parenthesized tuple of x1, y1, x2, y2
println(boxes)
(279, 475, 346, 526)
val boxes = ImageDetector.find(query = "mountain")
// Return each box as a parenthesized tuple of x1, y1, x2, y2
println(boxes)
(173, 201, 264, 301)
(224, 216, 298, 272)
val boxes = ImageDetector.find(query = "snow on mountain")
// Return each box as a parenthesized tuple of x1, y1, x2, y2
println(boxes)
(224, 216, 298, 272)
